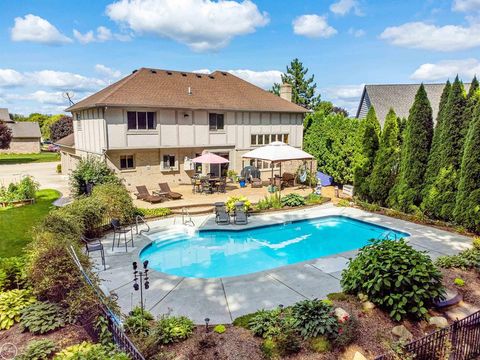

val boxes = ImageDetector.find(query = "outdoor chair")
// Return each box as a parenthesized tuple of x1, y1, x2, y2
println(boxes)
(201, 179, 213, 194)
(81, 235, 106, 270)
(157, 183, 183, 200)
(281, 172, 295, 188)
(135, 186, 165, 204)
(251, 178, 262, 188)
(214, 202, 230, 225)
(111, 219, 134, 252)
(217, 178, 227, 193)
(233, 201, 248, 225)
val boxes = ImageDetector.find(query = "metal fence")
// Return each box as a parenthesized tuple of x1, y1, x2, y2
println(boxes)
(376, 310, 480, 360)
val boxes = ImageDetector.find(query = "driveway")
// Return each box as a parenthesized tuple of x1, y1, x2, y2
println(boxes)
(0, 161, 70, 197)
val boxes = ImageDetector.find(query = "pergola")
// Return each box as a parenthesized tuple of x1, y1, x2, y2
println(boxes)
(242, 141, 315, 188)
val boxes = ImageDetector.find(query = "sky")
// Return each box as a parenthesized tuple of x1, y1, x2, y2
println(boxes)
(1, 0, 480, 116)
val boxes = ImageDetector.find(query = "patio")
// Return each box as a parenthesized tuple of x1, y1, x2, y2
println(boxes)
(90, 203, 473, 324)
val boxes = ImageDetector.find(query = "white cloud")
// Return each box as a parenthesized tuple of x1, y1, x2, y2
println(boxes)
(105, 0, 269, 51)
(94, 64, 122, 79)
(11, 14, 72, 45)
(411, 58, 480, 81)
(321, 84, 364, 116)
(27, 70, 105, 90)
(330, 0, 362, 16)
(380, 21, 480, 51)
(0, 69, 25, 87)
(6, 91, 66, 105)
(73, 26, 131, 44)
(453, 0, 480, 12)
(293, 15, 337, 38)
(192, 69, 212, 74)
(348, 28, 365, 37)
(227, 69, 282, 88)
(73, 29, 95, 44)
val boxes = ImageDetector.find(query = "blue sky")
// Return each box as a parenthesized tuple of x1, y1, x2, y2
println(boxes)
(1, 0, 480, 116)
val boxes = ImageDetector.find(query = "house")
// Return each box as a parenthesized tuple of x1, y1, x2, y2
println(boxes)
(0, 108, 41, 154)
(356, 83, 470, 125)
(62, 68, 306, 189)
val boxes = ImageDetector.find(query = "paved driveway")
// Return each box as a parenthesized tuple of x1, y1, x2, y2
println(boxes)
(0, 161, 69, 197)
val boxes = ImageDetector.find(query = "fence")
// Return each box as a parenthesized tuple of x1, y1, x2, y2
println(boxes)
(376, 310, 480, 360)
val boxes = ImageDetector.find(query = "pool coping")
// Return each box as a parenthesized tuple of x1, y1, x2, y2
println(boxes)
(91, 203, 473, 324)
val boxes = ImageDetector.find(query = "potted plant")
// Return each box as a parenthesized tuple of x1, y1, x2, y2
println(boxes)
(227, 170, 238, 183)
(238, 177, 246, 188)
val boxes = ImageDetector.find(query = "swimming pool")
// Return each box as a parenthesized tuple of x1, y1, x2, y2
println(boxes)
(140, 215, 409, 278)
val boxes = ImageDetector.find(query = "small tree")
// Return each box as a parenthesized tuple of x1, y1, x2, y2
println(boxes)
(50, 116, 73, 142)
(0, 121, 12, 149)
(353, 106, 380, 201)
(70, 156, 120, 197)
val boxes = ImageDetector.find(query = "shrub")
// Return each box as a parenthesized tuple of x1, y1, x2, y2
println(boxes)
(273, 329, 301, 356)
(152, 315, 194, 345)
(56, 164, 62, 173)
(291, 299, 339, 339)
(473, 237, 480, 250)
(0, 256, 28, 291)
(232, 312, 258, 329)
(334, 315, 359, 348)
(136, 207, 172, 218)
(337, 199, 350, 207)
(249, 308, 282, 338)
(20, 301, 67, 334)
(53, 342, 130, 360)
(60, 196, 106, 237)
(0, 289, 36, 330)
(341, 239, 445, 321)
(17, 339, 57, 360)
(326, 292, 349, 301)
(38, 211, 83, 240)
(355, 199, 381, 212)
(255, 193, 282, 211)
(310, 336, 331, 353)
(225, 196, 251, 212)
(305, 193, 327, 205)
(95, 316, 114, 348)
(280, 193, 306, 207)
(435, 248, 480, 270)
(213, 324, 226, 334)
(70, 156, 121, 197)
(91, 184, 136, 224)
(454, 278, 465, 287)
(124, 307, 154, 337)
(261, 338, 279, 359)
(0, 176, 39, 203)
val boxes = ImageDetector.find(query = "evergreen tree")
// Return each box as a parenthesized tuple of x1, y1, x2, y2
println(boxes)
(462, 76, 479, 138)
(369, 109, 401, 205)
(454, 104, 480, 233)
(353, 106, 380, 200)
(422, 77, 466, 220)
(272, 58, 321, 110)
(389, 84, 433, 212)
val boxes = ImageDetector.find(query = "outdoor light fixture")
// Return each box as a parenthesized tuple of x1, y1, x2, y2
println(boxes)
(204, 317, 210, 333)
(132, 261, 149, 315)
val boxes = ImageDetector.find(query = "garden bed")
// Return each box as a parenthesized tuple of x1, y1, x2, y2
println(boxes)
(0, 198, 34, 208)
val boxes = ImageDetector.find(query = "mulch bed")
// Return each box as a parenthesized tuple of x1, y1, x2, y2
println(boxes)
(440, 267, 480, 308)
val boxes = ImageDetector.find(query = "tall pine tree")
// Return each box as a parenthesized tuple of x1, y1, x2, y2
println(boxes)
(422, 77, 466, 220)
(454, 102, 480, 233)
(353, 106, 380, 200)
(369, 108, 401, 206)
(389, 84, 433, 212)
(271, 58, 321, 110)
(461, 76, 479, 138)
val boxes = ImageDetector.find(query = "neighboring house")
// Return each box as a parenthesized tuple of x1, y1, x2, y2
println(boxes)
(0, 108, 41, 154)
(63, 68, 306, 189)
(356, 83, 471, 125)
(56, 133, 78, 172)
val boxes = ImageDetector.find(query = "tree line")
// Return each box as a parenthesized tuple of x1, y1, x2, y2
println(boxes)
(6, 112, 73, 142)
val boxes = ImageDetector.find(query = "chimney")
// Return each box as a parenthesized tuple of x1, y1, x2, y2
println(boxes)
(279, 83, 292, 102)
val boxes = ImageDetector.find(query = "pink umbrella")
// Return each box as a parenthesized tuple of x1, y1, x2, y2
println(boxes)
(191, 152, 229, 164)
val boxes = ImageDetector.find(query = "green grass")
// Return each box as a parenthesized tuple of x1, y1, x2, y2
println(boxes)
(0, 189, 60, 257)
(0, 152, 60, 165)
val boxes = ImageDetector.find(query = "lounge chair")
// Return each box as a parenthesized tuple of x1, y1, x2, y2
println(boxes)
(233, 201, 248, 225)
(111, 219, 133, 252)
(135, 186, 165, 204)
(158, 183, 183, 200)
(81, 235, 106, 270)
(214, 202, 230, 225)
(251, 178, 262, 188)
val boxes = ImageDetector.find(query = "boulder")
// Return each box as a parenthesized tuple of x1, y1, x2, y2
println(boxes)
(429, 316, 449, 328)
(352, 352, 368, 360)
(335, 307, 350, 322)
(362, 301, 375, 312)
(392, 325, 413, 342)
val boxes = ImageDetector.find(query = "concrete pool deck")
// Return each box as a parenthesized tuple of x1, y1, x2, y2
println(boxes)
(91, 203, 473, 324)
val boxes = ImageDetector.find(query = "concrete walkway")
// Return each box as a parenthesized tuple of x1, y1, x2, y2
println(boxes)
(91, 204, 473, 324)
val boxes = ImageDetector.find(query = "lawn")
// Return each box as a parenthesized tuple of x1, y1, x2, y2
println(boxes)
(0, 151, 60, 165)
(0, 189, 60, 257)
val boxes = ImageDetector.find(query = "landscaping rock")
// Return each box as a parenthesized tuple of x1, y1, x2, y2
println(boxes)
(334, 307, 350, 322)
(445, 301, 480, 321)
(429, 316, 449, 328)
(392, 325, 413, 342)
(352, 352, 368, 360)
(362, 301, 375, 312)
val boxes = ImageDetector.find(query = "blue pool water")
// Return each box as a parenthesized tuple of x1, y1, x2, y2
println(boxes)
(140, 216, 409, 278)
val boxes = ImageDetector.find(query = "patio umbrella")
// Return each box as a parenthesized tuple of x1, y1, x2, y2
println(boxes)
(191, 152, 229, 164)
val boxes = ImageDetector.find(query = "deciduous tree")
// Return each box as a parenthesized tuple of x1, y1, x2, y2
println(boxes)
(0, 121, 12, 149)
(50, 116, 73, 142)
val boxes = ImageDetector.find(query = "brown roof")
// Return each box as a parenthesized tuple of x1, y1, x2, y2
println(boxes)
(55, 133, 75, 147)
(6, 122, 41, 138)
(66, 68, 306, 113)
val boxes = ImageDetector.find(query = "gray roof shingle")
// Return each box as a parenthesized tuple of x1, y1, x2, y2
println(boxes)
(7, 122, 41, 138)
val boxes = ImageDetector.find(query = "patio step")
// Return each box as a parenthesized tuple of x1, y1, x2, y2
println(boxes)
(170, 205, 214, 215)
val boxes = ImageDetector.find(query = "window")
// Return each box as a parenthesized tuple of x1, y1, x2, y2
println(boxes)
(163, 155, 176, 169)
(120, 155, 134, 170)
(209, 113, 224, 131)
(127, 111, 156, 130)
(251, 134, 256, 146)
(250, 134, 289, 146)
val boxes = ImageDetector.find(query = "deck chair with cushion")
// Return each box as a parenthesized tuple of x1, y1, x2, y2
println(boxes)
(135, 186, 165, 204)
(233, 202, 248, 225)
(158, 183, 183, 200)
(214, 202, 230, 225)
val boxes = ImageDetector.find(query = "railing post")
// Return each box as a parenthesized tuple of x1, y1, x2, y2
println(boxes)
(450, 319, 458, 360)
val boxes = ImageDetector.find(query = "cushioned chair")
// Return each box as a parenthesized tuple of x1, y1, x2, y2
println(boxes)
(135, 185, 165, 204)
(233, 202, 248, 225)
(214, 202, 230, 225)
(158, 183, 183, 200)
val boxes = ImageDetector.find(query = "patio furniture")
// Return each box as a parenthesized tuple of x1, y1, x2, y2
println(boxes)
(191, 177, 202, 194)
(269, 176, 282, 189)
(135, 186, 165, 204)
(214, 202, 230, 225)
(157, 183, 183, 200)
(111, 219, 133, 252)
(201, 179, 213, 194)
(342, 185, 354, 197)
(216, 177, 227, 193)
(251, 177, 262, 188)
(81, 235, 106, 270)
(233, 201, 248, 225)
(281, 172, 295, 188)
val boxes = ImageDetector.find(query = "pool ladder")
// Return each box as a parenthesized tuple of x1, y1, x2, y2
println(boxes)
(379, 231, 398, 240)
(174, 208, 195, 227)
(135, 215, 150, 235)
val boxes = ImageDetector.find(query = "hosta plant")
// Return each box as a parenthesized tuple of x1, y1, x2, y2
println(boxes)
(53, 342, 130, 360)
(124, 306, 154, 337)
(291, 299, 339, 339)
(280, 193, 306, 207)
(0, 289, 36, 330)
(152, 315, 194, 345)
(17, 339, 57, 360)
(20, 301, 67, 334)
(341, 239, 445, 321)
